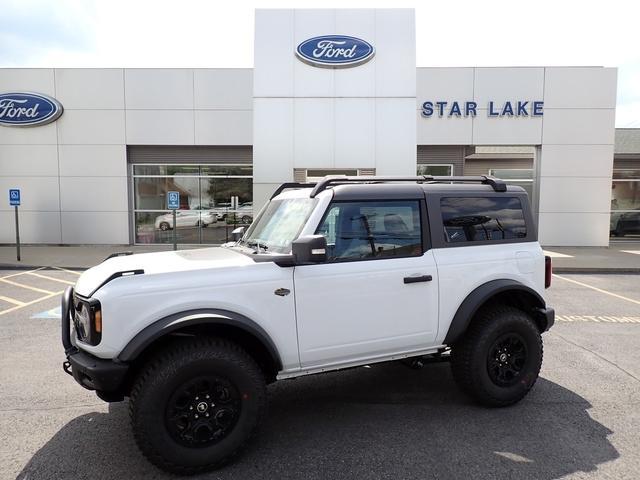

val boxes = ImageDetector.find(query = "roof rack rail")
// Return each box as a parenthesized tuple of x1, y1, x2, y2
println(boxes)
(308, 175, 507, 197)
(270, 182, 317, 199)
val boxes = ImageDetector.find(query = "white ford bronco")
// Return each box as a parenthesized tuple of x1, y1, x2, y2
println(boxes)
(62, 175, 554, 474)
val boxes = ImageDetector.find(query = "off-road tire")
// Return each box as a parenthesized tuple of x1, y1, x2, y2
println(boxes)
(451, 305, 543, 407)
(129, 337, 266, 475)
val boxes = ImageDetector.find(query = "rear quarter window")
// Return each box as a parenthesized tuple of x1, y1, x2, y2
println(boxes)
(441, 197, 527, 243)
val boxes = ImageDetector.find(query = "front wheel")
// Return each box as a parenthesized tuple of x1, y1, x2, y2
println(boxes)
(129, 337, 266, 475)
(450, 305, 543, 407)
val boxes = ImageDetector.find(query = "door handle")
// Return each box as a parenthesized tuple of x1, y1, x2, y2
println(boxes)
(403, 275, 432, 284)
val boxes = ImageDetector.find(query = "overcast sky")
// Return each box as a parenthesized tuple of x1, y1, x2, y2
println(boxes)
(2, 0, 638, 126)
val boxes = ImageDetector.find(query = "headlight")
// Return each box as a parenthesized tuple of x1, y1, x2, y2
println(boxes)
(73, 294, 102, 345)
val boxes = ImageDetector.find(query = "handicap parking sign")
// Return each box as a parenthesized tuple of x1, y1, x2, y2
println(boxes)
(9, 189, 20, 206)
(167, 191, 180, 210)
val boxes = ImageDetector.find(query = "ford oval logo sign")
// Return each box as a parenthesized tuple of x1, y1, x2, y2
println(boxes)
(296, 35, 375, 68)
(0, 92, 63, 127)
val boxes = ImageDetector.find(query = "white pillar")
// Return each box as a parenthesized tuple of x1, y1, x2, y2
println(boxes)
(252, 8, 416, 211)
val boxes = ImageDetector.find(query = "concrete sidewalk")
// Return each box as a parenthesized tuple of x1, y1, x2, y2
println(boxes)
(1, 243, 640, 272)
(0, 245, 195, 270)
(542, 242, 640, 273)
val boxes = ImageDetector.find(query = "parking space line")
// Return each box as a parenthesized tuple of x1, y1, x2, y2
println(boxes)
(0, 278, 55, 295)
(0, 291, 64, 316)
(0, 295, 25, 306)
(553, 274, 640, 306)
(557, 314, 640, 323)
(52, 266, 82, 276)
(0, 267, 46, 280)
(27, 272, 76, 285)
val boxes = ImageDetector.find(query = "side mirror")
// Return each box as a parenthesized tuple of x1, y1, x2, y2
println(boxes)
(232, 226, 245, 242)
(291, 235, 327, 264)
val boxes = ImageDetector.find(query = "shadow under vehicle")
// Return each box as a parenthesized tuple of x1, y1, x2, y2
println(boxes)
(17, 364, 617, 480)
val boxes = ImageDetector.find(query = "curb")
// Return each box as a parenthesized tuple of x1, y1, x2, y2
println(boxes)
(0, 264, 85, 271)
(553, 268, 640, 274)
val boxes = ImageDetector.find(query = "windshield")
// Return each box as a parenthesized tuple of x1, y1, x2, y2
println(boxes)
(239, 197, 317, 254)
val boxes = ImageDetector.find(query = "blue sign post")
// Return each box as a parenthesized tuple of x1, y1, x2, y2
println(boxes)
(9, 189, 21, 261)
(167, 191, 179, 251)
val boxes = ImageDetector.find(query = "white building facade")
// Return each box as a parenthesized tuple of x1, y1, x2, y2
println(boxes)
(0, 8, 622, 247)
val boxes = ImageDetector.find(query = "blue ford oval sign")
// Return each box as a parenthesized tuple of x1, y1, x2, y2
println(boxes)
(296, 35, 375, 68)
(0, 92, 63, 127)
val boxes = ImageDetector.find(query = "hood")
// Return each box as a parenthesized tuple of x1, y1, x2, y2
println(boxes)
(74, 247, 254, 297)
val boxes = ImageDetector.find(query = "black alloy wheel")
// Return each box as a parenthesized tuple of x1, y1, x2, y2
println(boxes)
(486, 333, 528, 387)
(166, 375, 241, 447)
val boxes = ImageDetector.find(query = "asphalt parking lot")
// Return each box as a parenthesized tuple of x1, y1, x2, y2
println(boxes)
(1, 269, 639, 480)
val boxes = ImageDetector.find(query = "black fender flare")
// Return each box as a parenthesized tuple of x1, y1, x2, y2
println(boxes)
(117, 309, 283, 371)
(443, 279, 546, 345)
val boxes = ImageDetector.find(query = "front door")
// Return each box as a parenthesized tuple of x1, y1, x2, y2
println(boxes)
(293, 199, 439, 368)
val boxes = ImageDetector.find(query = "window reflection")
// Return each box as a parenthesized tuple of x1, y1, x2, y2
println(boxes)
(132, 164, 253, 244)
(441, 197, 527, 243)
(610, 170, 640, 239)
(316, 201, 423, 260)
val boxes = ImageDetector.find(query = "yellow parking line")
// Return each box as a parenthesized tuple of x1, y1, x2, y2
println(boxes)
(27, 272, 76, 285)
(557, 314, 640, 323)
(52, 266, 82, 276)
(0, 267, 46, 280)
(0, 295, 25, 306)
(553, 274, 640, 306)
(0, 278, 55, 295)
(0, 290, 64, 316)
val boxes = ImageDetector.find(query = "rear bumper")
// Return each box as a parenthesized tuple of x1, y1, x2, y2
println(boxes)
(538, 306, 555, 332)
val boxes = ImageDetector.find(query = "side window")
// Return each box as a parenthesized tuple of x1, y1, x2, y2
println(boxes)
(441, 197, 527, 243)
(316, 201, 423, 261)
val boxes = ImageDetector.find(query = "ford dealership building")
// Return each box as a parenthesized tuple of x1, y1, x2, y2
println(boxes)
(1, 9, 636, 247)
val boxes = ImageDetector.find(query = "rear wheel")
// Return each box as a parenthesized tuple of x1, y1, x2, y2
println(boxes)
(129, 337, 266, 475)
(451, 305, 542, 407)
(159, 222, 170, 231)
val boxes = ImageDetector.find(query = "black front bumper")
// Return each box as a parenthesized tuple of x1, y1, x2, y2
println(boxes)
(61, 286, 128, 399)
(64, 350, 129, 393)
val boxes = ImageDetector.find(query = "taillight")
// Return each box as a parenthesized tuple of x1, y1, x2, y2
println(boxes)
(545, 255, 552, 289)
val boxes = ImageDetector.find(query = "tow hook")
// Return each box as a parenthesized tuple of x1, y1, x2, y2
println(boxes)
(63, 360, 73, 376)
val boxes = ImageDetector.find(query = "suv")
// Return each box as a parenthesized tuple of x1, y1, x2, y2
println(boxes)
(62, 175, 554, 475)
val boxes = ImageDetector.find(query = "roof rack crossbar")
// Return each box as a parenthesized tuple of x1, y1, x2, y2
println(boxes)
(308, 175, 506, 197)
(270, 182, 317, 199)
